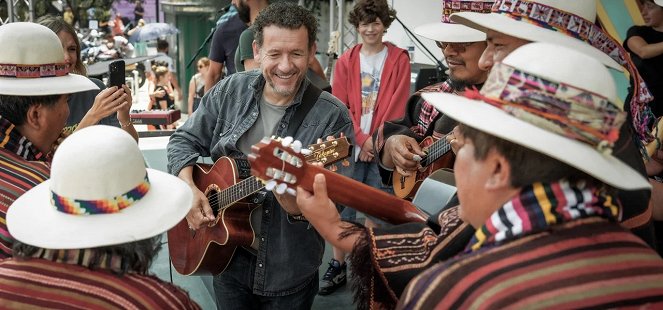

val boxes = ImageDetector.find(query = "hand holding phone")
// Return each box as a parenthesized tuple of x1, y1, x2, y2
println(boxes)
(108, 60, 125, 88)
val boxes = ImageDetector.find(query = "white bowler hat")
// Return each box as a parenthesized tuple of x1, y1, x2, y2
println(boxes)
(8, 125, 193, 249)
(450, 0, 624, 71)
(423, 42, 650, 190)
(414, 0, 494, 43)
(0, 22, 98, 96)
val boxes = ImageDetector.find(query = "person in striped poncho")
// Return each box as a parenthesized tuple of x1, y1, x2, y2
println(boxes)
(296, 42, 663, 309)
(396, 43, 663, 309)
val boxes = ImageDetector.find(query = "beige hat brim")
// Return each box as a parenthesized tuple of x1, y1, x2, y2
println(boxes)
(7, 168, 193, 249)
(450, 12, 624, 71)
(0, 73, 99, 96)
(422, 92, 650, 190)
(414, 22, 486, 43)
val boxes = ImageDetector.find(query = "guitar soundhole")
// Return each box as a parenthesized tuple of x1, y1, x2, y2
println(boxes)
(205, 184, 222, 217)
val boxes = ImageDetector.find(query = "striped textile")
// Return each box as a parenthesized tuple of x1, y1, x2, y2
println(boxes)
(398, 218, 663, 309)
(396, 179, 663, 310)
(0, 258, 201, 309)
(0, 116, 50, 259)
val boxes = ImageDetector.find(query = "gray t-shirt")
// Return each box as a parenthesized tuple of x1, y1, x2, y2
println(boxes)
(237, 95, 288, 251)
(237, 95, 288, 155)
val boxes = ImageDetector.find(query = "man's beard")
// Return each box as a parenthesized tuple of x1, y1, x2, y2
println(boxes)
(448, 77, 483, 92)
(235, 1, 251, 24)
(266, 70, 304, 98)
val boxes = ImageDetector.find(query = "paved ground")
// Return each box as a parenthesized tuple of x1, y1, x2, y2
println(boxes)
(149, 237, 356, 310)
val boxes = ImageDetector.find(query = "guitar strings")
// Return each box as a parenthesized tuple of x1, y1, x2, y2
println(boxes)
(206, 177, 262, 208)
(203, 138, 347, 212)
(422, 133, 452, 166)
(205, 176, 264, 212)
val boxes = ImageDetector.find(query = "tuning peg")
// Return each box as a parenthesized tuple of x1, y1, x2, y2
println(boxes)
(281, 136, 294, 147)
(275, 182, 288, 195)
(286, 188, 297, 196)
(291, 140, 302, 153)
(300, 148, 312, 156)
(265, 179, 277, 191)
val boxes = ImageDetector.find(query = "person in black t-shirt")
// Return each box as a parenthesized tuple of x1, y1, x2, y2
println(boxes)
(133, 1, 145, 25)
(625, 0, 663, 117)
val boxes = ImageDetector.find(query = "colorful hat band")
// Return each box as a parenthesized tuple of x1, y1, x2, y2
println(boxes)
(470, 62, 626, 153)
(490, 0, 655, 145)
(442, 0, 494, 23)
(51, 175, 151, 215)
(0, 63, 69, 78)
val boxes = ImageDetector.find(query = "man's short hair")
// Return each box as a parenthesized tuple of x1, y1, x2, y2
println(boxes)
(156, 39, 169, 51)
(458, 124, 604, 189)
(252, 2, 318, 49)
(348, 0, 396, 29)
(0, 95, 63, 126)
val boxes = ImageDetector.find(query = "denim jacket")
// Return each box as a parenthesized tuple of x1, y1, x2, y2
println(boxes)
(167, 70, 354, 296)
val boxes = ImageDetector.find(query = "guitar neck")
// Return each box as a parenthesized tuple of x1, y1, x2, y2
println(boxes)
(216, 176, 264, 208)
(324, 55, 336, 81)
(422, 138, 452, 167)
(301, 165, 427, 224)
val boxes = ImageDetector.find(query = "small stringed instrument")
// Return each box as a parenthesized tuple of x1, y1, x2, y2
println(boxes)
(646, 117, 663, 158)
(168, 137, 350, 276)
(249, 138, 428, 225)
(392, 136, 455, 199)
(324, 31, 340, 81)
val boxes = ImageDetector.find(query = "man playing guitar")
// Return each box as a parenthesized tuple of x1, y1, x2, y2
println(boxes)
(375, 4, 491, 194)
(166, 3, 354, 309)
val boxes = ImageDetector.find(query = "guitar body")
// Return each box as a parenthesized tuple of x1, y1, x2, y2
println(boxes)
(168, 157, 259, 276)
(392, 136, 455, 199)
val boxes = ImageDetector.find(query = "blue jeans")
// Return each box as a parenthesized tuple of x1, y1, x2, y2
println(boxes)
(213, 248, 318, 310)
(340, 160, 394, 225)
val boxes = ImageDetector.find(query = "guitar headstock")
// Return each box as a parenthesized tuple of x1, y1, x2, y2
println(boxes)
(248, 136, 350, 195)
(327, 31, 340, 57)
(303, 136, 350, 167)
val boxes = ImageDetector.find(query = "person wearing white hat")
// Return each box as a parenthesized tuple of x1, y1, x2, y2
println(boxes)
(0, 125, 198, 309)
(295, 1, 494, 307)
(450, 0, 658, 250)
(377, 0, 493, 184)
(296, 43, 663, 309)
(0, 22, 99, 259)
(397, 42, 663, 309)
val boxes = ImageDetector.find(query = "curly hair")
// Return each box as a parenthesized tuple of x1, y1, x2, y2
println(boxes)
(348, 0, 397, 29)
(37, 15, 87, 76)
(252, 2, 318, 49)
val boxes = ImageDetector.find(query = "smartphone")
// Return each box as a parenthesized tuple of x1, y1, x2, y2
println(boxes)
(108, 60, 125, 88)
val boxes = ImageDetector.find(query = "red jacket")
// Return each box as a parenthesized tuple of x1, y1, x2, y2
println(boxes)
(332, 42, 411, 147)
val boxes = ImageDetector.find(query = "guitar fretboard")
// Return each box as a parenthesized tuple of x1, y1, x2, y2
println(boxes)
(421, 139, 452, 167)
(215, 176, 264, 210)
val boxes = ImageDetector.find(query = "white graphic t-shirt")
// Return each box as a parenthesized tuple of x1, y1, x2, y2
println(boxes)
(357, 47, 388, 160)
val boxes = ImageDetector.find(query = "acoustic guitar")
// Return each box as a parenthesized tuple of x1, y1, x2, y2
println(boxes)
(392, 135, 455, 199)
(249, 138, 428, 225)
(168, 137, 350, 276)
